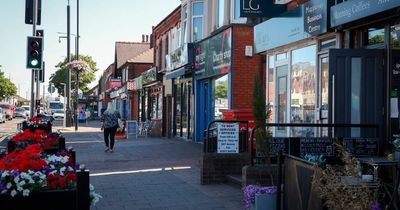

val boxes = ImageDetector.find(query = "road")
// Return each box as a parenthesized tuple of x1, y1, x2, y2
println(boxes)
(0, 118, 24, 140)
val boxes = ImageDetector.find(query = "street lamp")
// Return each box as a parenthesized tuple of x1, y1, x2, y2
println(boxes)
(60, 83, 67, 127)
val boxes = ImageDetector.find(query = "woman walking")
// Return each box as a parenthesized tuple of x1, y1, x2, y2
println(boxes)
(101, 102, 121, 153)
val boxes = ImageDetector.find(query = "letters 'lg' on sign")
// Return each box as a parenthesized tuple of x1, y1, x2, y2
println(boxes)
(240, 0, 298, 18)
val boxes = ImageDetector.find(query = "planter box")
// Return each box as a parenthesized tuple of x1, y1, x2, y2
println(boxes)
(0, 189, 77, 210)
(7, 135, 66, 154)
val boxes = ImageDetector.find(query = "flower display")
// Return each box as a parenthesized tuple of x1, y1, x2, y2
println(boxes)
(66, 60, 90, 72)
(0, 145, 77, 197)
(242, 185, 276, 210)
(10, 129, 62, 150)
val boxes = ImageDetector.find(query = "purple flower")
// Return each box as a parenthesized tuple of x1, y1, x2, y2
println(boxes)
(43, 165, 51, 173)
(243, 185, 276, 209)
(371, 202, 381, 210)
(11, 170, 20, 177)
(75, 163, 80, 170)
(0, 183, 7, 191)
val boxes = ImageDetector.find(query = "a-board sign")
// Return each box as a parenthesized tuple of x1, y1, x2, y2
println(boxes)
(299, 138, 334, 157)
(217, 123, 239, 154)
(343, 138, 378, 156)
(126, 120, 138, 139)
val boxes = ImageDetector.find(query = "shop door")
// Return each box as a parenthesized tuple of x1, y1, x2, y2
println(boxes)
(329, 49, 384, 138)
(275, 64, 289, 137)
(196, 79, 212, 142)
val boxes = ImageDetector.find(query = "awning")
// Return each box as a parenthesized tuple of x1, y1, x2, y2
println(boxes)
(165, 66, 189, 80)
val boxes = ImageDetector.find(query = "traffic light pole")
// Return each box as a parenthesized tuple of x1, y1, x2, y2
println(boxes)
(66, 1, 72, 127)
(30, 0, 37, 118)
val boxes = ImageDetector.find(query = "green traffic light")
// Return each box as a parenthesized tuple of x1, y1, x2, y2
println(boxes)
(31, 59, 39, 66)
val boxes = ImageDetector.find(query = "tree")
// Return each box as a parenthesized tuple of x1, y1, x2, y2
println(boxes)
(0, 65, 17, 100)
(252, 72, 271, 164)
(49, 55, 98, 97)
(215, 79, 228, 99)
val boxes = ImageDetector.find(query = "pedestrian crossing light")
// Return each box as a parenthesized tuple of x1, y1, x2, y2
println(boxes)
(26, 36, 43, 69)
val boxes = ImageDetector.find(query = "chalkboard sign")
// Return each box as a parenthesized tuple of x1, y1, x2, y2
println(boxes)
(126, 120, 138, 139)
(343, 138, 378, 156)
(269, 138, 290, 156)
(299, 138, 334, 157)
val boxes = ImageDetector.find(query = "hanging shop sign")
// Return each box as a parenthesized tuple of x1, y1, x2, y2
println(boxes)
(217, 123, 239, 154)
(331, 0, 400, 27)
(303, 0, 329, 36)
(195, 27, 231, 80)
(133, 76, 142, 90)
(142, 67, 157, 85)
(239, 0, 299, 18)
(127, 81, 135, 91)
(166, 43, 194, 71)
(109, 79, 122, 89)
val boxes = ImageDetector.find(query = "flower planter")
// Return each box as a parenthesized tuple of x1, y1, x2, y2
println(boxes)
(0, 189, 77, 210)
(7, 135, 66, 154)
(254, 193, 276, 210)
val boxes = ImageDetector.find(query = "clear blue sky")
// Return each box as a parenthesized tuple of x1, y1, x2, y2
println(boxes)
(0, 0, 180, 99)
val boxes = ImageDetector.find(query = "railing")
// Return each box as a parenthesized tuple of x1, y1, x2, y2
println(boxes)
(204, 120, 249, 153)
(250, 123, 380, 166)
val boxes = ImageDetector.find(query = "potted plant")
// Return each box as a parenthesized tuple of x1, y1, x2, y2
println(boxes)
(243, 185, 277, 210)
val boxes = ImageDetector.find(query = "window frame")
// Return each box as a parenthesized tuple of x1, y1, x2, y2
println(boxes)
(230, 0, 246, 24)
(192, 1, 204, 42)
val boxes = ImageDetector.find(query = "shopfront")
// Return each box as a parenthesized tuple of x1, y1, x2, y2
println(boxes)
(141, 67, 163, 136)
(165, 43, 194, 139)
(194, 27, 231, 142)
(254, 0, 334, 137)
(329, 0, 400, 150)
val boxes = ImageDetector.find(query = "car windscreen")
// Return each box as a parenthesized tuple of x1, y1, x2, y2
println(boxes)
(0, 104, 11, 109)
(15, 108, 25, 112)
(49, 103, 64, 110)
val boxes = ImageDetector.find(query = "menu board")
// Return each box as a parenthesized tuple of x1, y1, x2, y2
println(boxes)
(343, 138, 378, 156)
(299, 138, 334, 157)
(269, 138, 290, 156)
(126, 120, 138, 139)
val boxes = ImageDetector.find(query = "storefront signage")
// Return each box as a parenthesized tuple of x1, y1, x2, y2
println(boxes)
(254, 6, 311, 53)
(142, 67, 157, 84)
(109, 79, 121, 89)
(331, 0, 400, 27)
(240, 0, 287, 18)
(343, 138, 378, 156)
(195, 28, 231, 80)
(166, 43, 194, 71)
(269, 137, 290, 156)
(133, 76, 142, 90)
(303, 0, 328, 36)
(217, 123, 239, 154)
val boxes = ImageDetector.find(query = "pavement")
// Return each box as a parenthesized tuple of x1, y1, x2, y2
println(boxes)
(56, 121, 242, 210)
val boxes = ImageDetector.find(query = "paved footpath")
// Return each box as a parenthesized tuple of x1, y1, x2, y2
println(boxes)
(57, 121, 242, 210)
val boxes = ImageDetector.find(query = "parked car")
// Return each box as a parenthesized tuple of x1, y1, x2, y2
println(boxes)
(21, 105, 30, 116)
(52, 110, 65, 119)
(13, 107, 27, 118)
(0, 108, 5, 123)
(0, 103, 14, 120)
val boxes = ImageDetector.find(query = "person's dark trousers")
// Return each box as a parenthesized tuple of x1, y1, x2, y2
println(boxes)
(104, 126, 118, 149)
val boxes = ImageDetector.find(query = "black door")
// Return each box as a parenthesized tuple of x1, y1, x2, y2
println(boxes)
(329, 49, 385, 139)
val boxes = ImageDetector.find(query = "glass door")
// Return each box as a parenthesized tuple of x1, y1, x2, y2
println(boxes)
(275, 64, 289, 137)
(318, 55, 329, 136)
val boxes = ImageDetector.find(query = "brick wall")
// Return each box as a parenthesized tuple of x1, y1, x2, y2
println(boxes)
(128, 63, 152, 79)
(231, 25, 264, 110)
(201, 153, 250, 185)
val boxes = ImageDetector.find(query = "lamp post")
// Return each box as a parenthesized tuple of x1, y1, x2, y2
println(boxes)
(60, 83, 67, 127)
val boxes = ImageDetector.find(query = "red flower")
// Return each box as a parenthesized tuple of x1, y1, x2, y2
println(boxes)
(0, 144, 46, 172)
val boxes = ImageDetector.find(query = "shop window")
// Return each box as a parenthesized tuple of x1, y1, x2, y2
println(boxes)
(391, 24, 400, 49)
(214, 75, 229, 120)
(319, 37, 336, 51)
(367, 27, 385, 46)
(276, 52, 287, 61)
(192, 2, 204, 42)
(290, 45, 317, 137)
(267, 56, 275, 123)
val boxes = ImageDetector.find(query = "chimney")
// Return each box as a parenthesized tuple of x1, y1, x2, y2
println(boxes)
(146, 35, 149, 43)
(142, 34, 145, 43)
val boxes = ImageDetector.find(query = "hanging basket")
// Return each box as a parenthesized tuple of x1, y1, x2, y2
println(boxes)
(66, 60, 90, 72)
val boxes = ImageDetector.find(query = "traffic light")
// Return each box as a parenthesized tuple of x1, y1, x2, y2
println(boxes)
(25, 0, 41, 25)
(26, 36, 43, 69)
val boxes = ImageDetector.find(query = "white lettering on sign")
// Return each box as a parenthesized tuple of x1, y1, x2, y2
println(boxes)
(217, 123, 239, 154)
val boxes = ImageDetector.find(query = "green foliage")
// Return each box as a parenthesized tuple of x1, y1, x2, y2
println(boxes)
(49, 55, 98, 96)
(252, 72, 271, 164)
(215, 79, 228, 99)
(0, 65, 17, 100)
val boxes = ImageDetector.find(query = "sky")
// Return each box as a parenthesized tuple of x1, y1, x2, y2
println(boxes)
(0, 0, 180, 100)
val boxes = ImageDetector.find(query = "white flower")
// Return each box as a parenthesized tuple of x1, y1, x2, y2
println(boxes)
(19, 180, 26, 186)
(10, 190, 17, 197)
(22, 189, 30, 197)
(17, 186, 23, 192)
(6, 183, 12, 189)
(89, 184, 94, 191)
(13, 176, 20, 183)
(28, 178, 34, 184)
(1, 171, 9, 178)
(61, 156, 69, 164)
(67, 166, 74, 172)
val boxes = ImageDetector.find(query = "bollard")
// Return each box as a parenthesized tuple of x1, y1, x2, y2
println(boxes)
(76, 169, 90, 210)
